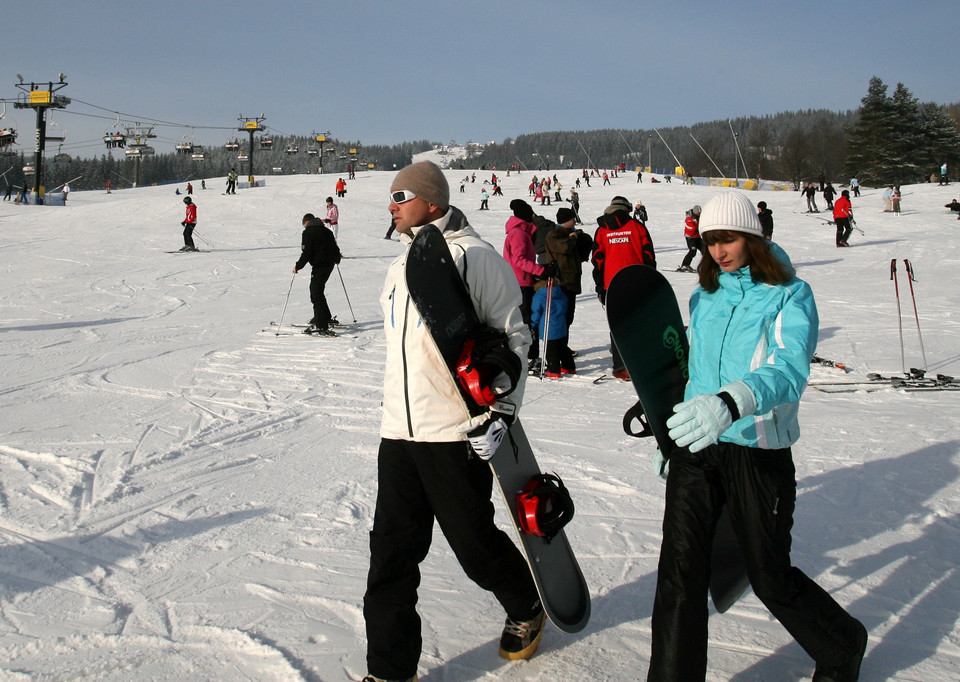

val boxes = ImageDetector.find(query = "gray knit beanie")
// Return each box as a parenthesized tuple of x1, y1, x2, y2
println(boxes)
(391, 161, 450, 210)
(603, 196, 633, 215)
(698, 191, 764, 237)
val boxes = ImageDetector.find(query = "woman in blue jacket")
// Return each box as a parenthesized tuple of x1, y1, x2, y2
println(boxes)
(648, 191, 867, 682)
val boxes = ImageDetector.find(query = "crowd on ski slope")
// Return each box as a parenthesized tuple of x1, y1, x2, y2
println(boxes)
(350, 161, 867, 682)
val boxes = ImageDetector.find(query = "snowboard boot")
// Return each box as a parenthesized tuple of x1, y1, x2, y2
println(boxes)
(498, 609, 546, 660)
(527, 358, 543, 376)
(812, 620, 867, 682)
(612, 368, 631, 381)
(361, 675, 418, 682)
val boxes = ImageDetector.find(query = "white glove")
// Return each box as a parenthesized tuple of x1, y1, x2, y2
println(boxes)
(666, 381, 756, 453)
(667, 394, 731, 452)
(458, 413, 510, 460)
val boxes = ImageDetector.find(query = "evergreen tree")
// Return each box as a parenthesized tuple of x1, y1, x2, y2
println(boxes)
(888, 82, 923, 183)
(917, 102, 960, 181)
(844, 76, 899, 185)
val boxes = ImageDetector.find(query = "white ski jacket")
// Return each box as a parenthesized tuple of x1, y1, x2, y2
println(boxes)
(379, 206, 530, 442)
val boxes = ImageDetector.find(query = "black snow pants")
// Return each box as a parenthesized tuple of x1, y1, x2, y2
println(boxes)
(364, 438, 540, 681)
(648, 443, 864, 681)
(309, 263, 335, 329)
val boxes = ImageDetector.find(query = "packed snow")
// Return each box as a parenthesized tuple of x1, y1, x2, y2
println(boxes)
(1, 159, 958, 681)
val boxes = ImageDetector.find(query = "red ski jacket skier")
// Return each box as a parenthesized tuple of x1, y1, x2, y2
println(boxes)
(592, 196, 656, 294)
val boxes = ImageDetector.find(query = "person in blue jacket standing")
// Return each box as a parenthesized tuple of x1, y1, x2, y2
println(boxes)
(648, 191, 867, 682)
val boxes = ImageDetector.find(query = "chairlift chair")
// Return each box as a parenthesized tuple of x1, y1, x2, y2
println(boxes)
(285, 145, 299, 155)
(45, 113, 66, 143)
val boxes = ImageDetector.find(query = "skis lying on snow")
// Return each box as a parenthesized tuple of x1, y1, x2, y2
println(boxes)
(810, 369, 959, 393)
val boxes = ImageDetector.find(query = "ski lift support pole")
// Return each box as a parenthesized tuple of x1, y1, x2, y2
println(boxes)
(576, 138, 595, 170)
(14, 74, 71, 205)
(688, 133, 726, 178)
(653, 128, 685, 176)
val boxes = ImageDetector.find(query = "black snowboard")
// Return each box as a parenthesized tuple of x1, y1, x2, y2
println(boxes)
(606, 264, 750, 614)
(405, 223, 590, 633)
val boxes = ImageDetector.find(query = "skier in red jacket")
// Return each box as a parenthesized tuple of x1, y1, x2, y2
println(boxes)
(180, 197, 198, 251)
(592, 196, 657, 379)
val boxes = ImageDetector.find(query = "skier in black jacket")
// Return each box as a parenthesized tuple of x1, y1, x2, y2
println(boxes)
(293, 213, 341, 336)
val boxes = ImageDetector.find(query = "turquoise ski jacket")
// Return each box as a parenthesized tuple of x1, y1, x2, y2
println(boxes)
(684, 248, 818, 450)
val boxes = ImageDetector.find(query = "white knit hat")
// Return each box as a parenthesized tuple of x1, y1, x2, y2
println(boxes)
(698, 190, 764, 237)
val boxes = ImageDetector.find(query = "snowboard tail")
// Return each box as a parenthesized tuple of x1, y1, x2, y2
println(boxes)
(607, 264, 750, 613)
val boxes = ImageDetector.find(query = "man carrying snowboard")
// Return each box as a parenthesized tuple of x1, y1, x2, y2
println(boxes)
(362, 161, 544, 682)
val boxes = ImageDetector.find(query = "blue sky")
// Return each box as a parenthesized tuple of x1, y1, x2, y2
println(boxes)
(2, 0, 956, 156)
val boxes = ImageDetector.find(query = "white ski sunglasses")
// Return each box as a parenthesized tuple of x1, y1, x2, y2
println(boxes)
(390, 190, 417, 204)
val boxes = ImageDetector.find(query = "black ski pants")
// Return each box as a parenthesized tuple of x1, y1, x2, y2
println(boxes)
(182, 222, 196, 249)
(681, 237, 703, 269)
(835, 218, 852, 246)
(364, 438, 539, 680)
(648, 443, 864, 681)
(309, 263, 335, 328)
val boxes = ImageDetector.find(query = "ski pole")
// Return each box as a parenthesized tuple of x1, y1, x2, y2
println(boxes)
(903, 259, 928, 369)
(890, 259, 906, 374)
(336, 264, 357, 323)
(275, 272, 296, 336)
(539, 277, 553, 380)
(192, 230, 215, 248)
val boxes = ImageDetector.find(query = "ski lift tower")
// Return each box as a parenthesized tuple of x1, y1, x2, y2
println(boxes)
(13, 73, 70, 205)
(238, 114, 266, 183)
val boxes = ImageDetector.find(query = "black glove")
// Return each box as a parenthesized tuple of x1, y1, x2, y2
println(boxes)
(539, 262, 558, 280)
(181, 221, 187, 227)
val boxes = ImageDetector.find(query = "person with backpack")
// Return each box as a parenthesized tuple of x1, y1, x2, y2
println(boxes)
(293, 212, 341, 336)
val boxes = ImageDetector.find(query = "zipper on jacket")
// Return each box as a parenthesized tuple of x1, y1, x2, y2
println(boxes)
(400, 294, 414, 438)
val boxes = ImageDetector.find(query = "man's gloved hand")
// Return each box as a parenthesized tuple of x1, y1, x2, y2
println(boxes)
(539, 262, 558, 280)
(458, 412, 511, 460)
(666, 381, 757, 453)
(181, 221, 187, 227)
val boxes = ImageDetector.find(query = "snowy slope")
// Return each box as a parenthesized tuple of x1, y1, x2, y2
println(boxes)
(0, 167, 958, 681)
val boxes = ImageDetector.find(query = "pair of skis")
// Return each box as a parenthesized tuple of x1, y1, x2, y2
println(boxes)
(890, 259, 926, 374)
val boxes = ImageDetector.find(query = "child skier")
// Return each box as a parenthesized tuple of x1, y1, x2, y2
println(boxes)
(530, 279, 575, 378)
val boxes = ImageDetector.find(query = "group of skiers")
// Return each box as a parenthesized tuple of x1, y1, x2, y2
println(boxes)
(357, 161, 866, 682)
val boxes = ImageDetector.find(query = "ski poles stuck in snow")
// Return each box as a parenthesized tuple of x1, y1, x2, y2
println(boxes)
(890, 259, 906, 374)
(891, 258, 927, 374)
(903, 259, 927, 370)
